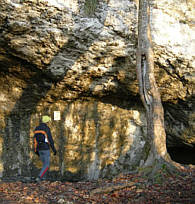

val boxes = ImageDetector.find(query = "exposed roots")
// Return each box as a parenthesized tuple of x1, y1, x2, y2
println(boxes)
(138, 156, 194, 183)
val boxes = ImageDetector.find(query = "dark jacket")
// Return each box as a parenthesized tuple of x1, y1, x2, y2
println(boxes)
(34, 123, 56, 154)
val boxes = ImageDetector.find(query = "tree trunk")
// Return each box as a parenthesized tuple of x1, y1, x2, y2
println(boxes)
(136, 0, 175, 170)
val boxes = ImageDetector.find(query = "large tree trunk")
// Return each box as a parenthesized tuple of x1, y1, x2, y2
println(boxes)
(136, 0, 177, 171)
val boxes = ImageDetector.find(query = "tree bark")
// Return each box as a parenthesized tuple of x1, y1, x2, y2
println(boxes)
(136, 0, 170, 167)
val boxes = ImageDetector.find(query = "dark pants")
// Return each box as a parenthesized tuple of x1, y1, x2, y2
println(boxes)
(39, 150, 50, 179)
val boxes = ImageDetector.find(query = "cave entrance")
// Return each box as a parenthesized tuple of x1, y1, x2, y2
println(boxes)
(167, 145, 195, 165)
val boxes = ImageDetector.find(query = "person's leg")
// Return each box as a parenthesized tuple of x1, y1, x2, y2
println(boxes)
(38, 150, 50, 180)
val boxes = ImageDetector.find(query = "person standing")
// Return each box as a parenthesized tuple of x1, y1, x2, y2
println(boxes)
(33, 115, 57, 182)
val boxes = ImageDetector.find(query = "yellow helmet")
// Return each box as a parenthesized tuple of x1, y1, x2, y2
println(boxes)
(42, 115, 51, 123)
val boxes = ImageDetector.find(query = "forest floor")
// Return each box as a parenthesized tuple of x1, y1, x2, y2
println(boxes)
(0, 166, 194, 204)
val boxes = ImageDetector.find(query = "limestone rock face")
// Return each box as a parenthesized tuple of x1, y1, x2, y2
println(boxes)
(0, 0, 194, 179)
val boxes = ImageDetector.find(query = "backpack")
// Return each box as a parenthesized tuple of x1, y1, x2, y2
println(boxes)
(33, 130, 50, 153)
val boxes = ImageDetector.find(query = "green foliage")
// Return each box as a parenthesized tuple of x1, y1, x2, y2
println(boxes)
(161, 163, 167, 170)
(84, 0, 98, 16)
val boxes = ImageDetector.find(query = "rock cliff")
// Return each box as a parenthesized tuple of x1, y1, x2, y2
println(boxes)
(0, 0, 194, 180)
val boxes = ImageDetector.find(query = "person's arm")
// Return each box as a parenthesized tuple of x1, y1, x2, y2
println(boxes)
(46, 127, 57, 154)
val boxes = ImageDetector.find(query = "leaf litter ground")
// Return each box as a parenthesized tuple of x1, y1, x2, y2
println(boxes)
(0, 167, 194, 204)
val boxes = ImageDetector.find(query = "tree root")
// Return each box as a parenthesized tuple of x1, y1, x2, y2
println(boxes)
(139, 156, 194, 184)
(90, 181, 137, 196)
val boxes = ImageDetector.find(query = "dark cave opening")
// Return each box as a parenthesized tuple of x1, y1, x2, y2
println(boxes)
(167, 145, 195, 165)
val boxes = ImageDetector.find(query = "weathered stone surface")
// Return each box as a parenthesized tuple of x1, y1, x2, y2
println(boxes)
(151, 0, 195, 102)
(0, 0, 194, 179)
